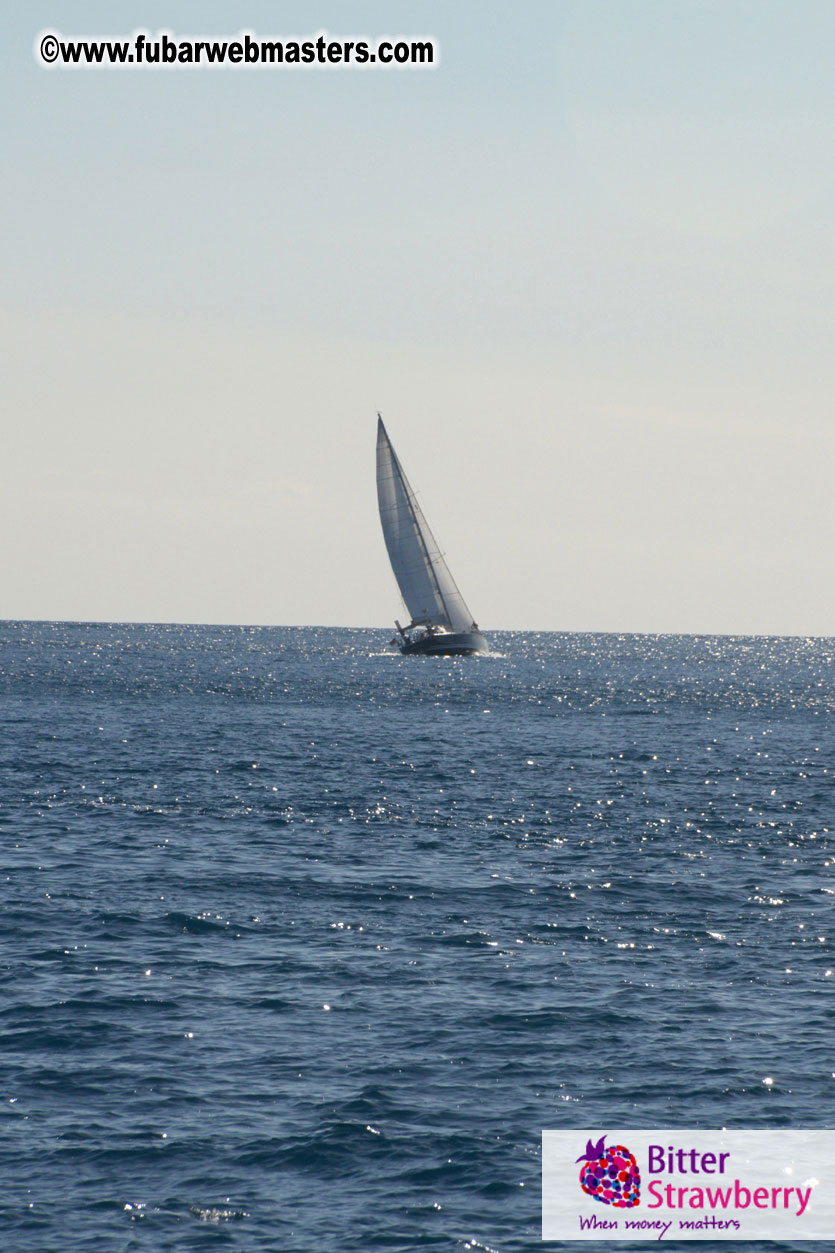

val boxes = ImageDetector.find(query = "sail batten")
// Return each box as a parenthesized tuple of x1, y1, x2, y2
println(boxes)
(376, 417, 476, 634)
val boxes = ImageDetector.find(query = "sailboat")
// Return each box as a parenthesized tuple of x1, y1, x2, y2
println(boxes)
(376, 415, 488, 656)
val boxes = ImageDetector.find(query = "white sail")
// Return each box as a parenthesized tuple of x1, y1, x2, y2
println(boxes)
(376, 416, 476, 633)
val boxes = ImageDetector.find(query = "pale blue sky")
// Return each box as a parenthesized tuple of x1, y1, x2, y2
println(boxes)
(3, 1, 834, 633)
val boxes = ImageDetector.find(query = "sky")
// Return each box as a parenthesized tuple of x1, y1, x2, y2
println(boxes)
(3, 0, 835, 635)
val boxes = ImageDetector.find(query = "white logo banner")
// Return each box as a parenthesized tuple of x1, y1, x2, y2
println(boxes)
(543, 1129, 835, 1241)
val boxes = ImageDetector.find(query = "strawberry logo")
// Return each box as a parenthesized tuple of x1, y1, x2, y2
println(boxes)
(577, 1134, 641, 1208)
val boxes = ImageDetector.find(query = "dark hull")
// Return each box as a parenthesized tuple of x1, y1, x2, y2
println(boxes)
(400, 631, 488, 657)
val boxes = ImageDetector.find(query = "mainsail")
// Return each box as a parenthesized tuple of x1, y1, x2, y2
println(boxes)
(376, 415, 476, 633)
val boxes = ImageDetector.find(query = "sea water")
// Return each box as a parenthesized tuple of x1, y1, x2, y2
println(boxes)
(0, 622, 832, 1252)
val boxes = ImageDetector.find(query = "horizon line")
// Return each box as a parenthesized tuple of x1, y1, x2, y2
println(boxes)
(0, 617, 832, 642)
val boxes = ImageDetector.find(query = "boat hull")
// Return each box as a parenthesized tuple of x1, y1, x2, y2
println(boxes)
(400, 631, 488, 657)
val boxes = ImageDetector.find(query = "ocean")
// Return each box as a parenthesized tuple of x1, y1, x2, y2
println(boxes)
(0, 622, 832, 1252)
